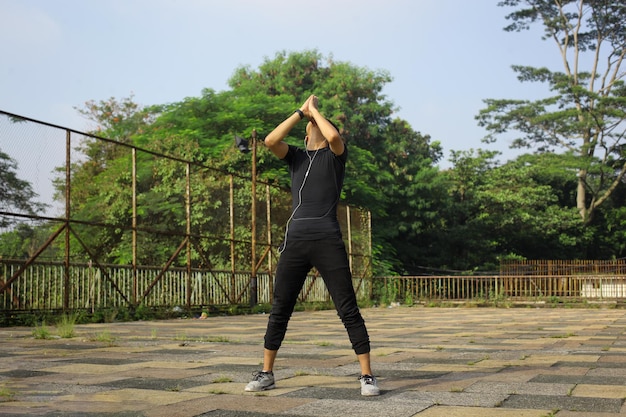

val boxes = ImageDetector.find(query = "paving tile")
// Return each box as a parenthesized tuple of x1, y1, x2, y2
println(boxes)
(286, 398, 432, 417)
(2, 307, 626, 416)
(502, 393, 623, 413)
(415, 405, 552, 416)
(466, 380, 574, 396)
(555, 412, 626, 417)
(531, 373, 626, 385)
(571, 384, 626, 399)
(393, 390, 508, 407)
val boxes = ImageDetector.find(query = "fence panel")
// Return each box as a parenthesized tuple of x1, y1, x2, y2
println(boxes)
(1, 260, 364, 311)
(0, 111, 373, 313)
(373, 274, 626, 303)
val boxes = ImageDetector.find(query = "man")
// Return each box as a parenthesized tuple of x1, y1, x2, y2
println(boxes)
(244, 95, 380, 396)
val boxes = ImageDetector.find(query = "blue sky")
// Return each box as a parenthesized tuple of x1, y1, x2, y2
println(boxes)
(1, 0, 560, 208)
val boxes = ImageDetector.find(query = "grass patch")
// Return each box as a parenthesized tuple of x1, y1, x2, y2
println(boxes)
(174, 332, 187, 342)
(549, 332, 577, 339)
(56, 313, 78, 338)
(207, 389, 227, 394)
(0, 385, 15, 401)
(86, 330, 117, 345)
(212, 376, 233, 383)
(203, 336, 231, 343)
(32, 322, 52, 340)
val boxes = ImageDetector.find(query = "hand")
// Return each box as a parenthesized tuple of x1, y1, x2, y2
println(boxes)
(300, 94, 317, 119)
(299, 95, 312, 115)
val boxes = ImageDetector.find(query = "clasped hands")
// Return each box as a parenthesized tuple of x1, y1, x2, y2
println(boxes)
(299, 95, 319, 121)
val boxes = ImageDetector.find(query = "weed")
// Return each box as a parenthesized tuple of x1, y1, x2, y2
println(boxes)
(381, 281, 399, 306)
(86, 330, 116, 345)
(207, 389, 227, 394)
(56, 314, 78, 338)
(0, 385, 15, 401)
(404, 292, 414, 306)
(550, 332, 577, 339)
(204, 336, 231, 343)
(32, 322, 52, 340)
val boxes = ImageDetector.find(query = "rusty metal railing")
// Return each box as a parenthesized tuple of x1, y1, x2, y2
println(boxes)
(373, 274, 626, 303)
(0, 110, 373, 312)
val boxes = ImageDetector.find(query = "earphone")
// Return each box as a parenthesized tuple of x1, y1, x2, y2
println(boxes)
(279, 140, 319, 254)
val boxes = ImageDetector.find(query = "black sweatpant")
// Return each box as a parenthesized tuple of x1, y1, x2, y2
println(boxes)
(263, 238, 370, 355)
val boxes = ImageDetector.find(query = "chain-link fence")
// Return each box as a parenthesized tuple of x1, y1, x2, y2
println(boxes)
(0, 110, 373, 313)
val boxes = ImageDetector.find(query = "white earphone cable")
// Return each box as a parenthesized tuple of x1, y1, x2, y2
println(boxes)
(279, 145, 319, 254)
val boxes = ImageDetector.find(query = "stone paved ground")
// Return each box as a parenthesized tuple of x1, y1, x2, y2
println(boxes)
(1, 306, 626, 416)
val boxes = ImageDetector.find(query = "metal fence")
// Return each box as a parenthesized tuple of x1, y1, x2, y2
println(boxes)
(2, 111, 624, 315)
(0, 110, 373, 313)
(3, 260, 624, 313)
(375, 259, 626, 302)
(374, 274, 626, 303)
(1, 260, 372, 312)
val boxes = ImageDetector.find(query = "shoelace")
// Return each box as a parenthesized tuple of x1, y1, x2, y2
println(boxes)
(252, 371, 270, 381)
(360, 375, 375, 384)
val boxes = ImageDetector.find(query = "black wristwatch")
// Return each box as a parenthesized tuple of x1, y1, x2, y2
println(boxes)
(294, 109, 304, 119)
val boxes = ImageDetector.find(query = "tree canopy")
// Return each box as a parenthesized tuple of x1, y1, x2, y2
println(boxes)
(0, 149, 45, 228)
(58, 50, 442, 273)
(478, 0, 626, 225)
(3, 40, 626, 274)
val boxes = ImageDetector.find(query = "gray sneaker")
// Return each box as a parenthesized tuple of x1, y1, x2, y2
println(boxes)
(359, 374, 380, 396)
(245, 371, 275, 392)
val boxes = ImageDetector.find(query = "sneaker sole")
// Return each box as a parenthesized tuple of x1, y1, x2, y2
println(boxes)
(245, 383, 276, 392)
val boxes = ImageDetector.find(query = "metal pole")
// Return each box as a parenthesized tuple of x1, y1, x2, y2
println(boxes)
(266, 183, 273, 303)
(132, 148, 137, 306)
(64, 130, 71, 311)
(185, 163, 192, 310)
(346, 205, 353, 272)
(250, 129, 258, 307)
(229, 175, 236, 303)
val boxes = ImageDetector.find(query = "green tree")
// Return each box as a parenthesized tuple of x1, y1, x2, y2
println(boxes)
(62, 50, 443, 274)
(0, 223, 54, 259)
(431, 150, 595, 271)
(477, 0, 626, 225)
(0, 149, 46, 228)
(228, 51, 443, 273)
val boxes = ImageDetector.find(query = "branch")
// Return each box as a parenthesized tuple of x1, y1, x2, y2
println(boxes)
(592, 158, 626, 210)
(553, 0, 572, 77)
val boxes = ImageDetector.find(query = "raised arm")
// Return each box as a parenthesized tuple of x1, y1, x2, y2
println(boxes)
(264, 97, 311, 159)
